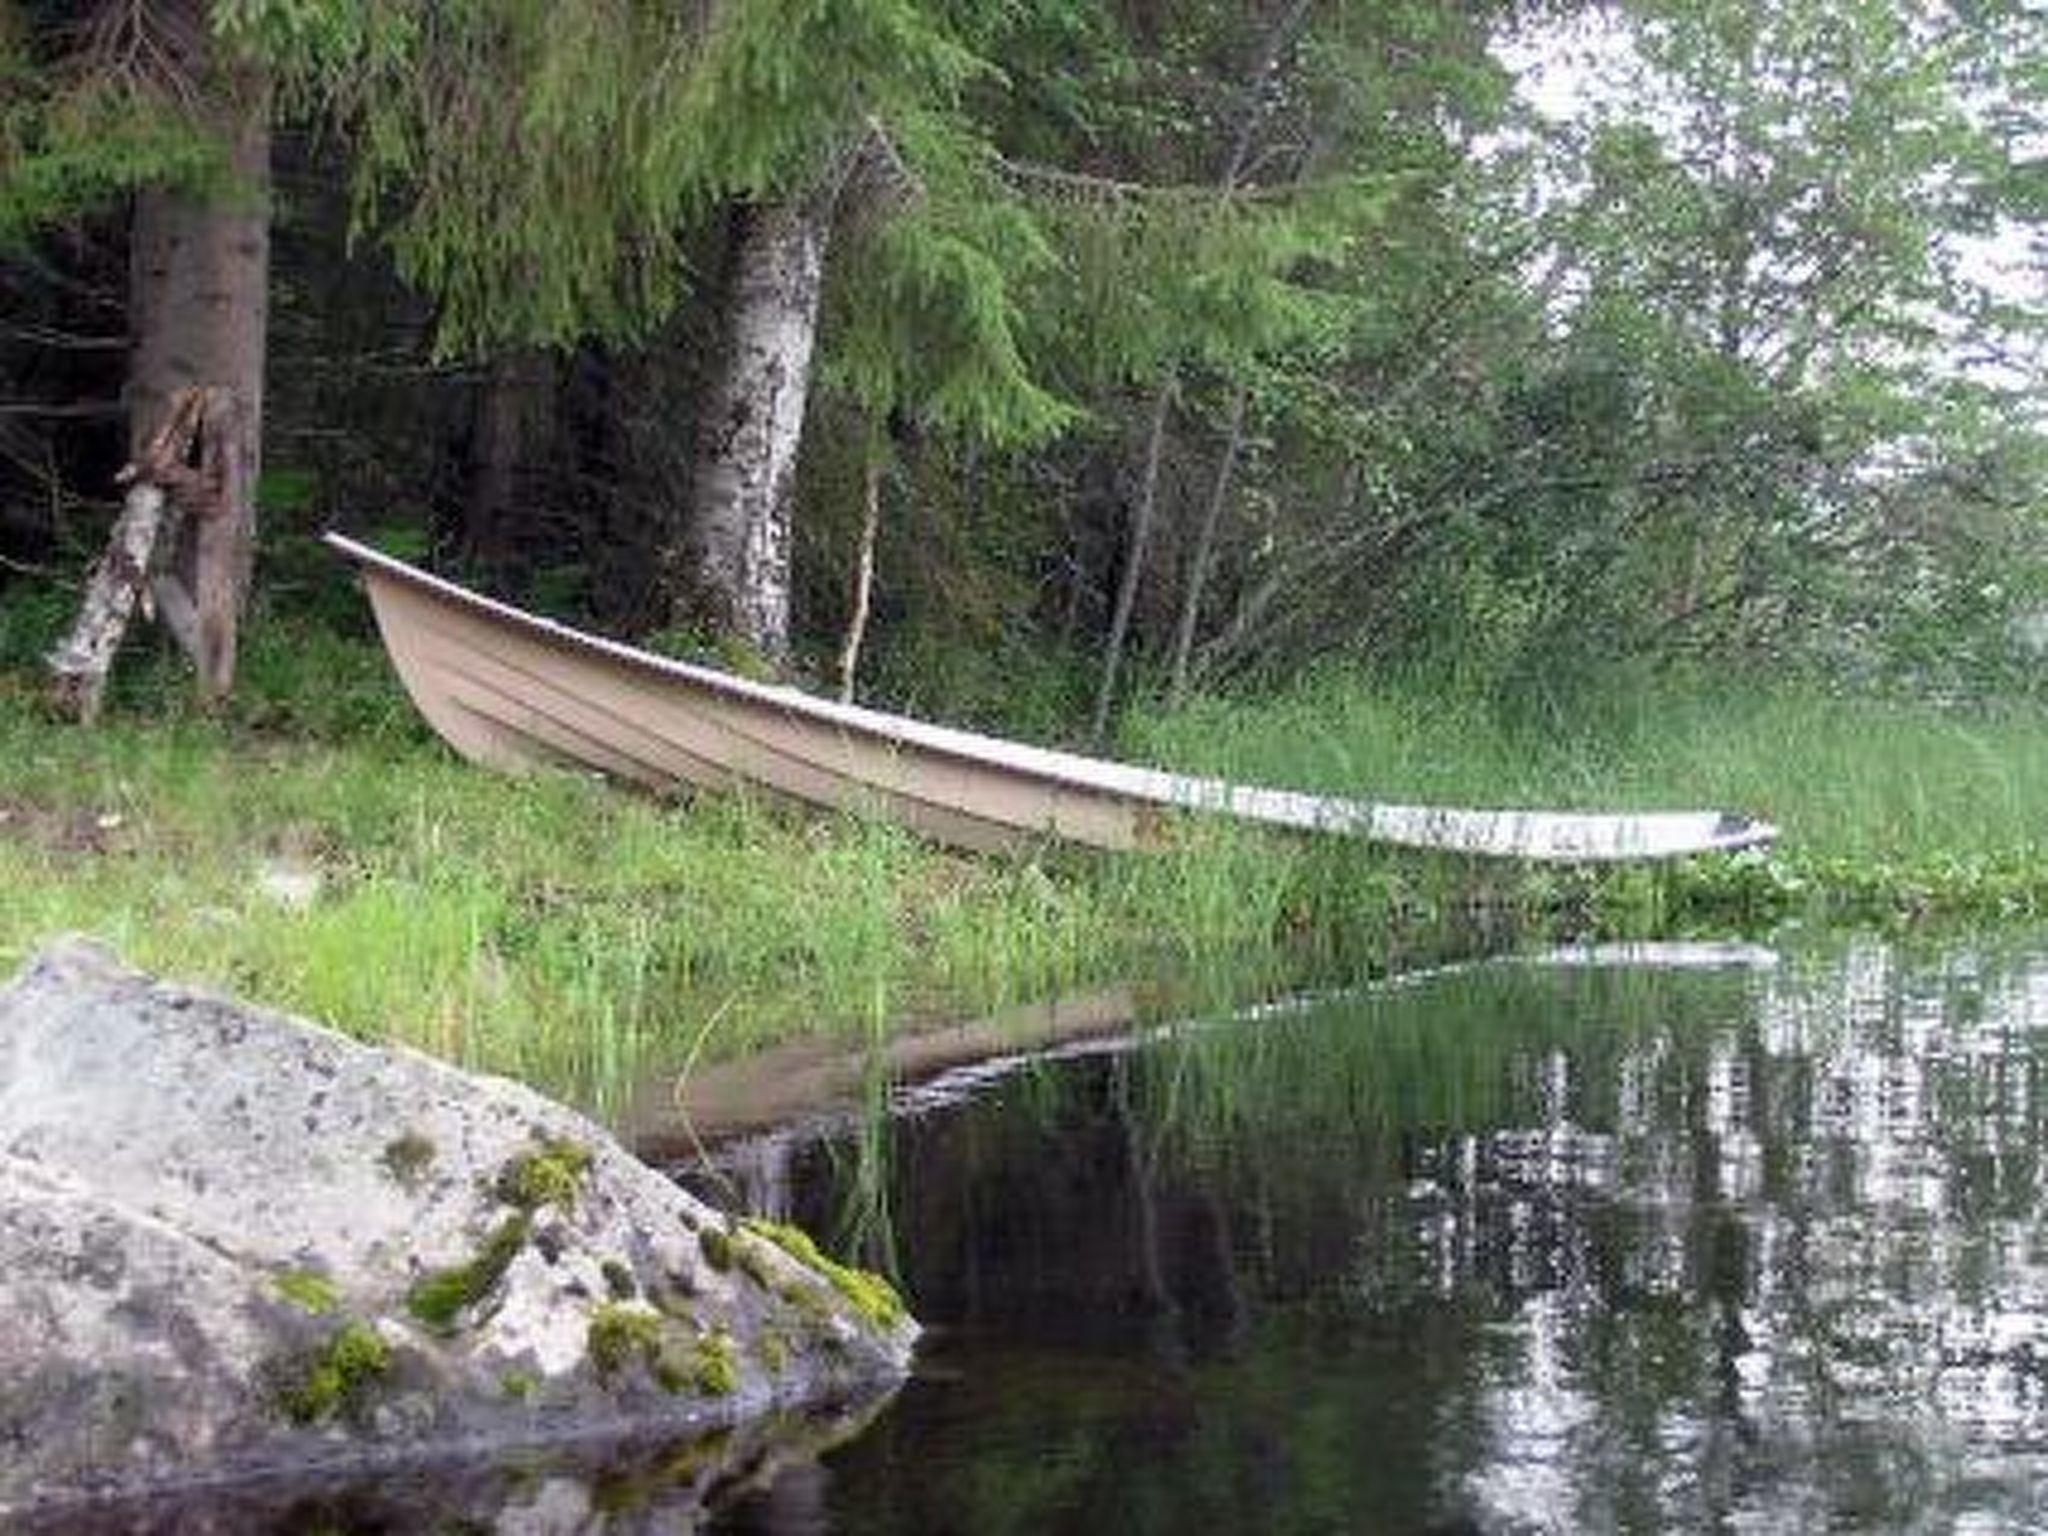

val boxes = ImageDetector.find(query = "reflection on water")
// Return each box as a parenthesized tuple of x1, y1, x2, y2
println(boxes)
(701, 936, 2048, 1534)
(12, 1393, 889, 1534)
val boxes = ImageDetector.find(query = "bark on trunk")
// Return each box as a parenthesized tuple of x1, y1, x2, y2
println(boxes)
(465, 348, 550, 569)
(48, 389, 213, 723)
(47, 484, 169, 725)
(127, 45, 270, 703)
(682, 197, 832, 664)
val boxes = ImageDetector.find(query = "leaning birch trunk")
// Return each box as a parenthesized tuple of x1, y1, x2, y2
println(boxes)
(46, 485, 171, 726)
(47, 390, 214, 723)
(126, 28, 271, 703)
(684, 197, 833, 664)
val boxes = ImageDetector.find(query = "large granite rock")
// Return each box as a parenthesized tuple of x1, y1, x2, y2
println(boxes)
(0, 939, 917, 1516)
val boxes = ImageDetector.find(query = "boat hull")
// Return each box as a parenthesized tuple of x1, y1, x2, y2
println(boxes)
(327, 534, 1777, 862)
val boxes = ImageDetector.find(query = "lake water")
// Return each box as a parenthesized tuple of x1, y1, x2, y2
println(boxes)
(32, 935, 2048, 1533)
(690, 936, 2048, 1534)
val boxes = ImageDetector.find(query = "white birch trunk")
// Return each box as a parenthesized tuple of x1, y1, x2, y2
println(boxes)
(837, 454, 884, 702)
(686, 199, 832, 662)
(46, 484, 170, 725)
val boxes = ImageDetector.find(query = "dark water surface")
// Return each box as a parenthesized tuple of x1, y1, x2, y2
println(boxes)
(694, 938, 2048, 1535)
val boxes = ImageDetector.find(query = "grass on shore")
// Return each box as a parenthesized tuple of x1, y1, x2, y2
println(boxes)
(1124, 670, 2048, 922)
(1, 609, 2044, 1116)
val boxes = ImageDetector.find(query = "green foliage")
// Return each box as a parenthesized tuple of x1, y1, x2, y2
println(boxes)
(1412, 0, 2048, 685)
(213, 0, 411, 80)
(327, 0, 1002, 354)
(825, 185, 1074, 447)
(0, 43, 219, 244)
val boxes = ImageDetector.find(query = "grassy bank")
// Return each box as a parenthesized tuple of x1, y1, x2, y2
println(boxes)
(1, 613, 2044, 1116)
(1124, 671, 2048, 924)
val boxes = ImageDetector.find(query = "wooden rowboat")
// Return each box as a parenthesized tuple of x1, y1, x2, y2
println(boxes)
(327, 533, 1777, 862)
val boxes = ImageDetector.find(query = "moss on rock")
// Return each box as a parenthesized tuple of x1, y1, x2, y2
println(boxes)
(379, 1131, 436, 1189)
(692, 1329, 739, 1396)
(698, 1225, 734, 1273)
(494, 1137, 592, 1213)
(273, 1268, 340, 1315)
(406, 1214, 531, 1331)
(741, 1219, 907, 1328)
(278, 1320, 391, 1425)
(588, 1302, 664, 1379)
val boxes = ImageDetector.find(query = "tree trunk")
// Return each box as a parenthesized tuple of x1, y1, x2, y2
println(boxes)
(682, 197, 833, 664)
(127, 39, 270, 703)
(1168, 384, 1249, 706)
(464, 347, 550, 570)
(837, 450, 884, 702)
(47, 387, 214, 723)
(47, 483, 169, 725)
(1086, 0, 1308, 739)
(1090, 381, 1174, 743)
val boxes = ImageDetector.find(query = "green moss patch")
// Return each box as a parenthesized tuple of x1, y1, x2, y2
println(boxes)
(588, 1302, 664, 1379)
(698, 1225, 734, 1272)
(499, 1368, 540, 1401)
(279, 1320, 392, 1425)
(406, 1213, 530, 1331)
(380, 1131, 437, 1189)
(756, 1326, 792, 1374)
(495, 1136, 593, 1213)
(691, 1329, 739, 1396)
(274, 1268, 340, 1315)
(741, 1218, 908, 1328)
(589, 1304, 740, 1397)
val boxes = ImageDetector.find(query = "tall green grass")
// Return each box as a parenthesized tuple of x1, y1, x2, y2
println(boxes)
(0, 615, 1369, 1112)
(1123, 669, 2048, 900)
(3, 605, 2044, 1117)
